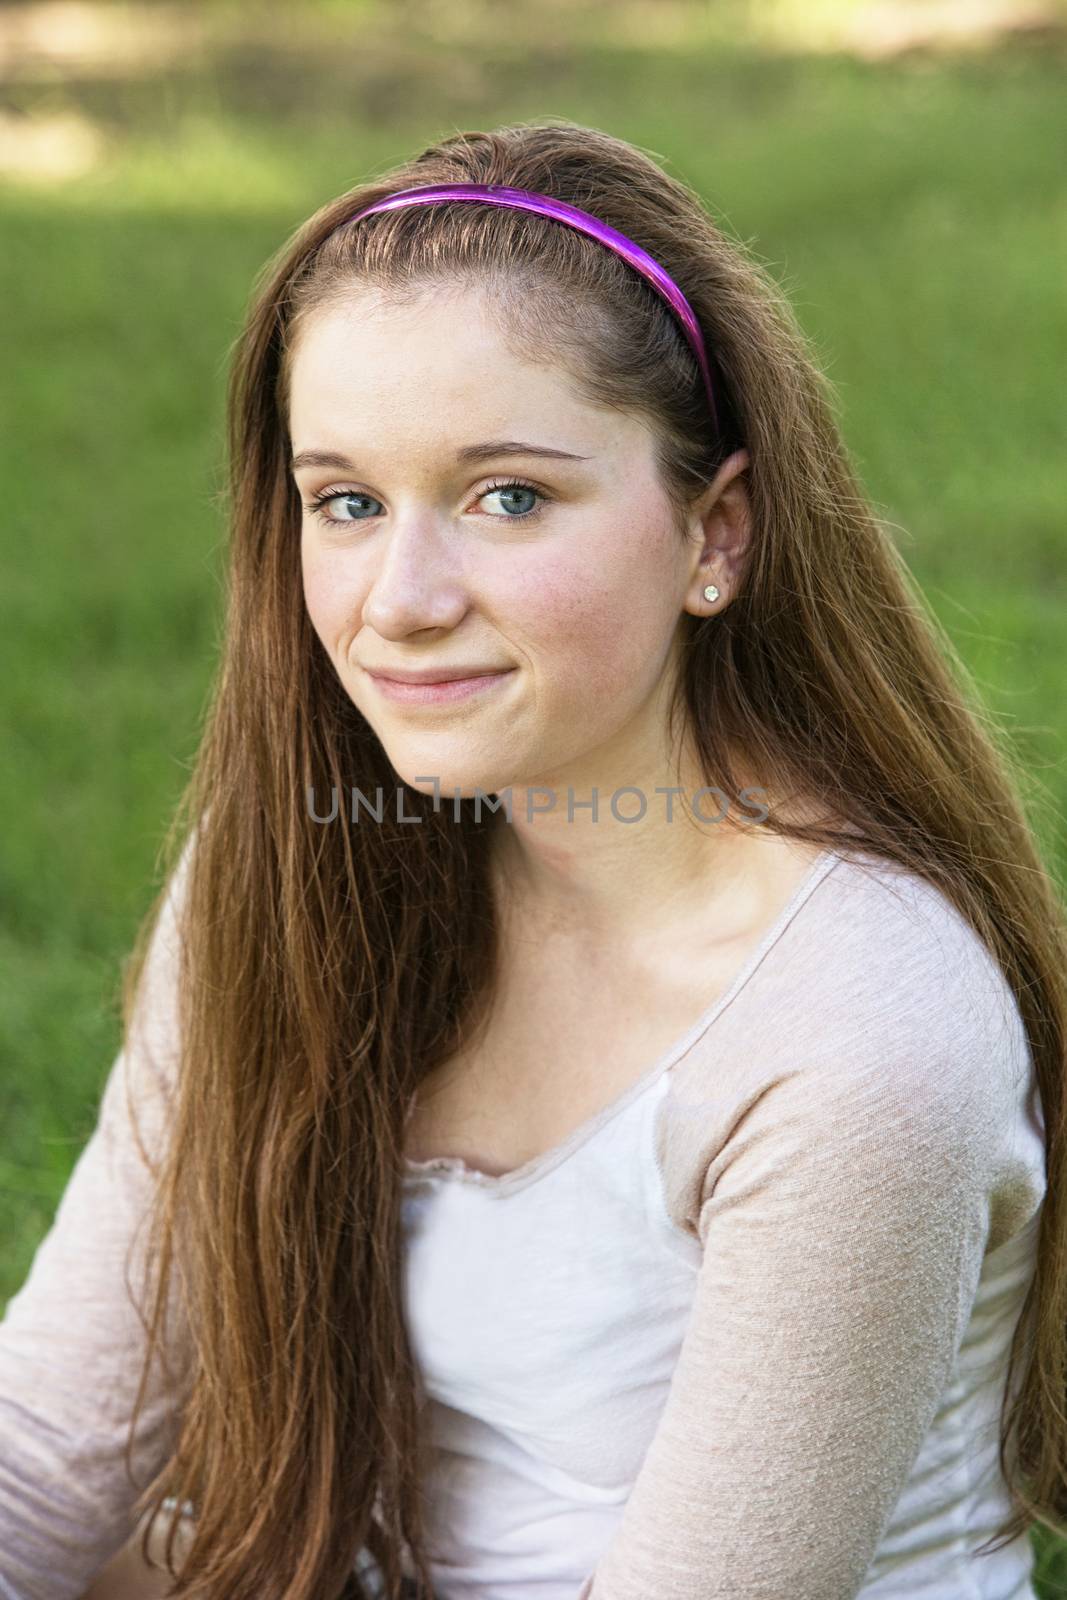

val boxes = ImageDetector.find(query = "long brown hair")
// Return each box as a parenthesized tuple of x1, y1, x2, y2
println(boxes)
(118, 118, 1067, 1597)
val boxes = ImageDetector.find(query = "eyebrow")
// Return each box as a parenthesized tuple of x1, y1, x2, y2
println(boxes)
(290, 440, 593, 474)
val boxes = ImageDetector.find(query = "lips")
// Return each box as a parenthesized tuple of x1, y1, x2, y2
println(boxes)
(366, 666, 510, 684)
(366, 668, 515, 706)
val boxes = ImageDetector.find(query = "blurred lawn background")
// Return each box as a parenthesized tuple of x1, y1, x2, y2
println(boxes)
(1, 0, 1065, 1583)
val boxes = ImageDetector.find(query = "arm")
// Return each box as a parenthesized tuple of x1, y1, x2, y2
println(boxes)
(0, 844, 195, 1600)
(79, 1501, 194, 1600)
(577, 1036, 1006, 1599)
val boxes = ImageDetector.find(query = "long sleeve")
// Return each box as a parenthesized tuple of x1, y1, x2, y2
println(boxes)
(0, 841, 194, 1600)
(577, 873, 1037, 1599)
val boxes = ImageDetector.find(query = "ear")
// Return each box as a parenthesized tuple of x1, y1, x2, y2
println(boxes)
(681, 448, 751, 619)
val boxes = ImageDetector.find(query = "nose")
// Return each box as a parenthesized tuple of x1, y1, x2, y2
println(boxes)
(360, 510, 470, 640)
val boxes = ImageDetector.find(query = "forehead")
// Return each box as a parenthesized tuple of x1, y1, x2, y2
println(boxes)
(286, 282, 628, 457)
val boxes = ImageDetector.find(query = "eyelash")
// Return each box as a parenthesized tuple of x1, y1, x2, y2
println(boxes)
(302, 476, 551, 531)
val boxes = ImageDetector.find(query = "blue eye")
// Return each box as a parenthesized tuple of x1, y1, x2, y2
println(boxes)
(304, 490, 380, 525)
(479, 480, 545, 520)
(303, 478, 551, 530)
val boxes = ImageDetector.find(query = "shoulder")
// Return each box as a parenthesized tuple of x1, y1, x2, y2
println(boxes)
(656, 846, 1036, 1241)
(110, 825, 200, 1148)
(714, 845, 1026, 1081)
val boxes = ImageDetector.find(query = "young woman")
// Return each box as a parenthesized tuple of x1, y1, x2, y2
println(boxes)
(2, 118, 1066, 1600)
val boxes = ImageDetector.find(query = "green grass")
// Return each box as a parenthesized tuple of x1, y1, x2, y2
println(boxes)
(2, 3, 1066, 1584)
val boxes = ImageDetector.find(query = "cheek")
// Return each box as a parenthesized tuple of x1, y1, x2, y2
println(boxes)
(301, 540, 353, 649)
(512, 551, 668, 703)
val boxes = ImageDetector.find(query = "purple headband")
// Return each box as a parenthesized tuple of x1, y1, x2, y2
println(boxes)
(343, 182, 721, 442)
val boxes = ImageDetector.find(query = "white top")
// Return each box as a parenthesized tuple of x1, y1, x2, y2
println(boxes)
(396, 845, 1046, 1599)
(0, 843, 1048, 1600)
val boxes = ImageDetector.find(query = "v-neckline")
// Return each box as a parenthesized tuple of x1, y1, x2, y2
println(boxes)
(402, 845, 844, 1197)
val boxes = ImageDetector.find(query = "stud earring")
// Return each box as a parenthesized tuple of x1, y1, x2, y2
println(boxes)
(703, 584, 720, 603)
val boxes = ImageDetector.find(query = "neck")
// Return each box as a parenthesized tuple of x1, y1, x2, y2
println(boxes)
(486, 730, 783, 948)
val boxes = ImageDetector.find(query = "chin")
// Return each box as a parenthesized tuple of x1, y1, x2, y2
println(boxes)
(392, 756, 515, 810)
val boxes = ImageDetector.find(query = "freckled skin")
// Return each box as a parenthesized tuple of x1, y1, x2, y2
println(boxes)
(290, 283, 838, 1152)
(292, 282, 750, 813)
